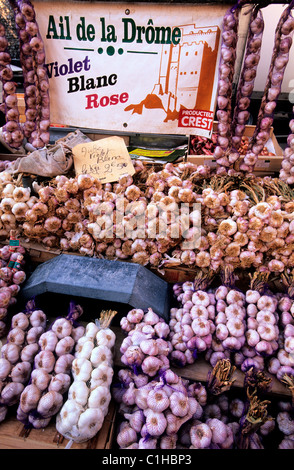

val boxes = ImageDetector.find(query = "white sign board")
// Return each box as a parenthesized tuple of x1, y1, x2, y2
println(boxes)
(34, 1, 228, 137)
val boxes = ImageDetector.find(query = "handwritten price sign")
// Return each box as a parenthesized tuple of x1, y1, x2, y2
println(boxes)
(72, 135, 135, 183)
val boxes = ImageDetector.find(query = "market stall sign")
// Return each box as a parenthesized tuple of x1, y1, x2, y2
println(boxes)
(34, 1, 228, 138)
(72, 135, 135, 183)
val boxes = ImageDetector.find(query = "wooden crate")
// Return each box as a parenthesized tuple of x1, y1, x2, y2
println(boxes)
(188, 123, 283, 174)
(0, 400, 117, 449)
(151, 265, 196, 283)
(16, 93, 26, 124)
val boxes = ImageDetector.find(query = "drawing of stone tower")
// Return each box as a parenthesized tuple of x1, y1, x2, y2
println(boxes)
(125, 23, 220, 121)
(153, 24, 220, 116)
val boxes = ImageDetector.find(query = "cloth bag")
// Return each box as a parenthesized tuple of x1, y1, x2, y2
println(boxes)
(6, 143, 73, 177)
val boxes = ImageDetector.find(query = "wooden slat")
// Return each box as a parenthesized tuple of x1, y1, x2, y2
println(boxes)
(0, 400, 116, 449)
(112, 326, 291, 397)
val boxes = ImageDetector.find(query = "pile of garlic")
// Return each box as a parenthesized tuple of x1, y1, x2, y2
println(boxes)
(56, 309, 116, 444)
(115, 307, 203, 449)
(169, 271, 294, 388)
(115, 368, 201, 449)
(16, 302, 84, 429)
(115, 310, 275, 450)
(0, 164, 294, 274)
(0, 299, 47, 422)
(0, 172, 38, 240)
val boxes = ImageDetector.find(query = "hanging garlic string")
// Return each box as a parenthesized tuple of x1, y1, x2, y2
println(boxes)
(239, 1, 294, 174)
(232, 5, 264, 170)
(280, 105, 294, 185)
(213, 1, 244, 174)
(0, 20, 24, 149)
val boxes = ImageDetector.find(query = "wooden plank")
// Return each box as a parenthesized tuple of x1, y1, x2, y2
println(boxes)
(112, 326, 291, 397)
(0, 401, 116, 449)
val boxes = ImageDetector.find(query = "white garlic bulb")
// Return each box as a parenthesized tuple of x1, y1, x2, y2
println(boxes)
(0, 358, 12, 380)
(95, 328, 116, 348)
(56, 311, 117, 443)
(68, 380, 89, 406)
(76, 408, 104, 441)
(87, 385, 111, 415)
(75, 337, 94, 359)
(39, 330, 58, 352)
(55, 399, 83, 435)
(51, 318, 72, 339)
(90, 363, 113, 389)
(90, 345, 113, 368)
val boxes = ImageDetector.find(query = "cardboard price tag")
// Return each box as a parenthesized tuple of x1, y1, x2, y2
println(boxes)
(72, 135, 135, 183)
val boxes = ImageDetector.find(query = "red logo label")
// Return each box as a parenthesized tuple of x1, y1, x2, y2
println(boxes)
(178, 109, 214, 131)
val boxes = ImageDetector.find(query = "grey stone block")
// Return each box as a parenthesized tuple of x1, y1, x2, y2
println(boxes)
(21, 254, 171, 321)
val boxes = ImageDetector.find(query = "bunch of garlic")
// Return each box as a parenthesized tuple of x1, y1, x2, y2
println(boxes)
(56, 309, 117, 443)
(115, 368, 201, 449)
(120, 307, 171, 376)
(268, 272, 294, 382)
(21, 174, 95, 253)
(208, 268, 246, 364)
(0, 176, 37, 239)
(240, 272, 279, 372)
(178, 390, 276, 450)
(169, 276, 216, 367)
(0, 299, 47, 422)
(16, 302, 84, 429)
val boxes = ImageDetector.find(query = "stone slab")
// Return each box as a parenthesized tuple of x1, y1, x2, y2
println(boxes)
(20, 254, 171, 321)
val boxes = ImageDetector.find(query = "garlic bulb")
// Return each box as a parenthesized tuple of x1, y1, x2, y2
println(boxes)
(56, 309, 117, 442)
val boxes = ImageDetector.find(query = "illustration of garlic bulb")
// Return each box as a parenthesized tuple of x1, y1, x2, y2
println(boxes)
(56, 309, 117, 444)
(16, 302, 84, 429)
